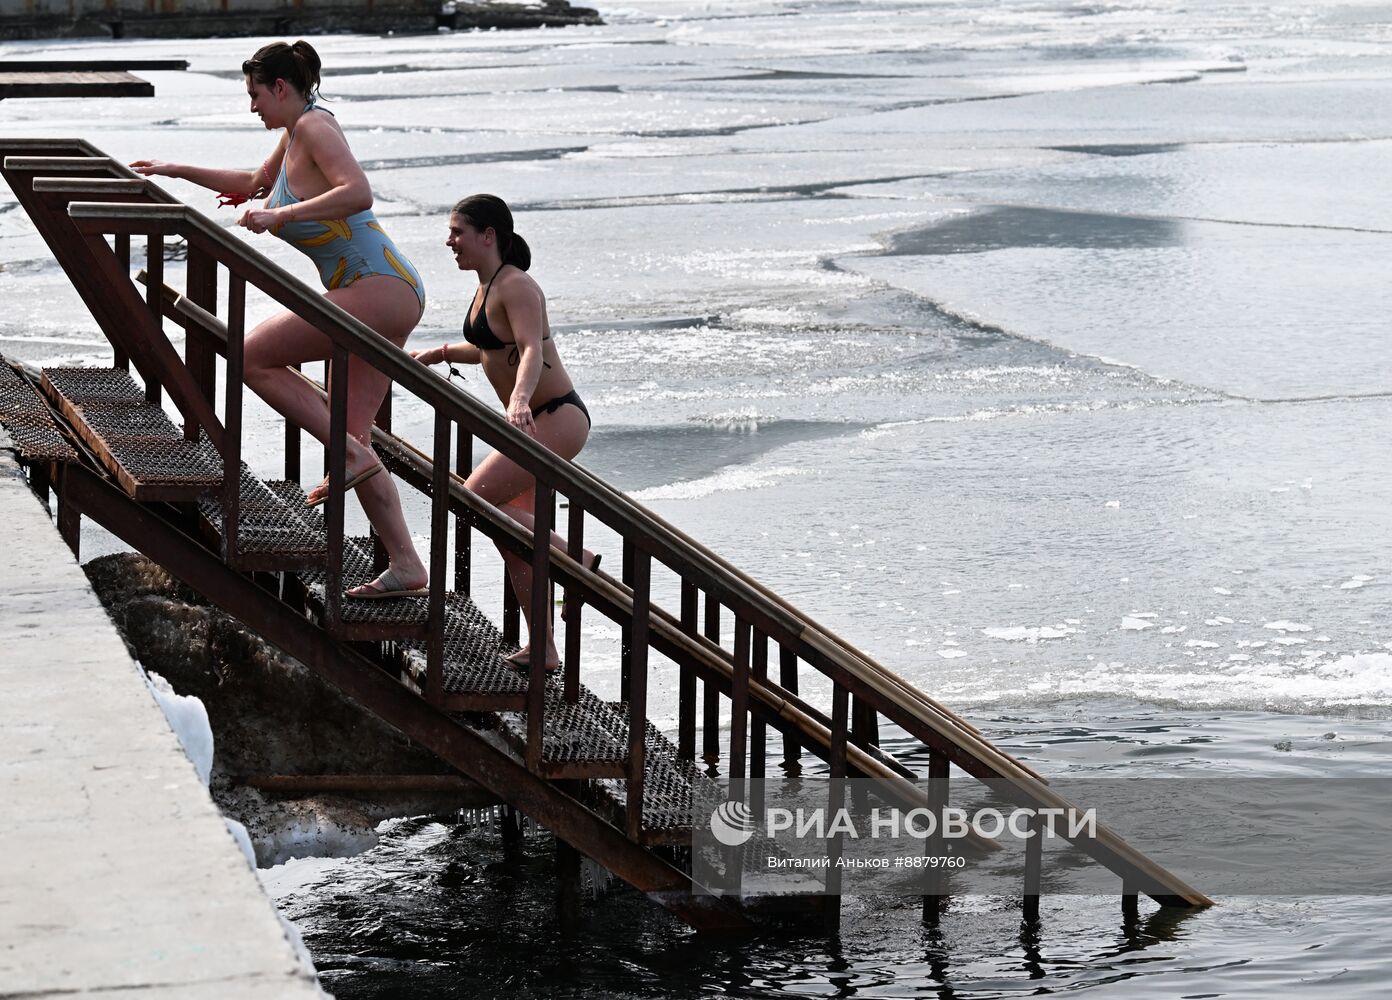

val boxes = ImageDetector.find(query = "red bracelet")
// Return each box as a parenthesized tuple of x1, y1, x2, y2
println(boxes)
(441, 341, 449, 363)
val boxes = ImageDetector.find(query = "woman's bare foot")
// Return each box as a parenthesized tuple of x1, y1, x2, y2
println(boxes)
(506, 645, 560, 671)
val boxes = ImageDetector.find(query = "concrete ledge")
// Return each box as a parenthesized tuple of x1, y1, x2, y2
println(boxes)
(0, 443, 323, 997)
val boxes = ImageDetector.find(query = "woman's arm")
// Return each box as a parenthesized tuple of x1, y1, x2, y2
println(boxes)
(130, 133, 287, 194)
(502, 282, 549, 434)
(413, 342, 483, 366)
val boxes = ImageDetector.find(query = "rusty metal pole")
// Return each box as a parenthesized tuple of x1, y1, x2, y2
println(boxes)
(525, 481, 554, 772)
(626, 549, 650, 841)
(824, 682, 849, 931)
(183, 245, 216, 441)
(923, 749, 950, 924)
(221, 275, 246, 569)
(730, 619, 750, 803)
(372, 388, 393, 574)
(55, 466, 80, 557)
(113, 234, 130, 370)
(556, 834, 583, 932)
(702, 595, 721, 766)
(324, 347, 350, 630)
(284, 363, 301, 484)
(143, 233, 162, 406)
(563, 501, 585, 703)
(750, 631, 767, 818)
(454, 428, 472, 594)
(427, 413, 451, 704)
(1023, 812, 1043, 923)
(619, 535, 634, 702)
(779, 645, 800, 768)
(678, 580, 697, 761)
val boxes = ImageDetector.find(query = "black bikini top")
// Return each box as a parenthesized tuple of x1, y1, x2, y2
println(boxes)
(462, 263, 551, 359)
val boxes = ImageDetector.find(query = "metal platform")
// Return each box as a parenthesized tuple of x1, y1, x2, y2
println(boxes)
(0, 360, 77, 462)
(41, 367, 220, 500)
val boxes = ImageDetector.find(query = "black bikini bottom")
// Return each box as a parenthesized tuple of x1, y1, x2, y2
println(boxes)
(531, 388, 590, 428)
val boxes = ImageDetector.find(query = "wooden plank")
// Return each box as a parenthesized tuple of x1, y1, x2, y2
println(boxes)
(0, 71, 153, 99)
(0, 60, 187, 72)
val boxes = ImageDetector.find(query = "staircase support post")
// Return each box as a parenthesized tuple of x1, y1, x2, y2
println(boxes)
(1023, 812, 1043, 923)
(923, 749, 950, 924)
(626, 550, 651, 841)
(702, 595, 721, 766)
(678, 581, 697, 761)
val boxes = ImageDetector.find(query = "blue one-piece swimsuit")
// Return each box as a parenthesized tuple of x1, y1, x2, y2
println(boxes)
(266, 104, 425, 313)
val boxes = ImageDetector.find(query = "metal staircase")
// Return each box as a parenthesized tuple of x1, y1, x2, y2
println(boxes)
(0, 137, 1211, 933)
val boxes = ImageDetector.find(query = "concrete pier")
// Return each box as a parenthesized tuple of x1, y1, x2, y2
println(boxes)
(0, 440, 323, 998)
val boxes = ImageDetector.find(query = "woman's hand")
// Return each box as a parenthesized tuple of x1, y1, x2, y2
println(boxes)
(129, 159, 180, 179)
(237, 207, 283, 234)
(506, 393, 537, 436)
(411, 345, 444, 366)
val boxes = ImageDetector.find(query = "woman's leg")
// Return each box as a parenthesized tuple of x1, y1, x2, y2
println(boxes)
(242, 276, 427, 591)
(465, 406, 590, 667)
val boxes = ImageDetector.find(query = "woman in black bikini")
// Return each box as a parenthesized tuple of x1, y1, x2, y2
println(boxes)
(414, 194, 595, 670)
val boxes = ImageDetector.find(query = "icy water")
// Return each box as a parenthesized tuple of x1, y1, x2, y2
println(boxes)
(3, 0, 1391, 996)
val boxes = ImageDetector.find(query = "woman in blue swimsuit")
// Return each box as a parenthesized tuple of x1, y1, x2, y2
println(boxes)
(132, 41, 427, 598)
(413, 195, 594, 669)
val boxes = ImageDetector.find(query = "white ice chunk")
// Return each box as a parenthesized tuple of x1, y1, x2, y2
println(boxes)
(144, 669, 213, 787)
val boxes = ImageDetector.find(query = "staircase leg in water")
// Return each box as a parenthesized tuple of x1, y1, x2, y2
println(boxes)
(556, 835, 583, 932)
(500, 804, 523, 863)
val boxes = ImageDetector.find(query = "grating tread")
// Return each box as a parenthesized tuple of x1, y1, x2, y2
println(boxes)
(294, 517, 429, 626)
(42, 366, 144, 403)
(400, 593, 529, 696)
(198, 472, 327, 557)
(42, 367, 220, 491)
(0, 360, 77, 461)
(498, 688, 628, 768)
(595, 710, 714, 836)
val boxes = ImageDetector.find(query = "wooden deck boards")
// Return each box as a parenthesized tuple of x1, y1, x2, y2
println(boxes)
(0, 70, 154, 99)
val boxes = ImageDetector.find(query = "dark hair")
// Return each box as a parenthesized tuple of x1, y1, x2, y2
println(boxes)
(452, 193, 531, 271)
(242, 40, 322, 101)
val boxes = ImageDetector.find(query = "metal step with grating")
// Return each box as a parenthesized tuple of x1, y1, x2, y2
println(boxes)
(197, 473, 327, 571)
(496, 688, 630, 780)
(0, 356, 77, 463)
(591, 710, 711, 846)
(291, 518, 431, 642)
(397, 595, 532, 711)
(40, 366, 220, 500)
